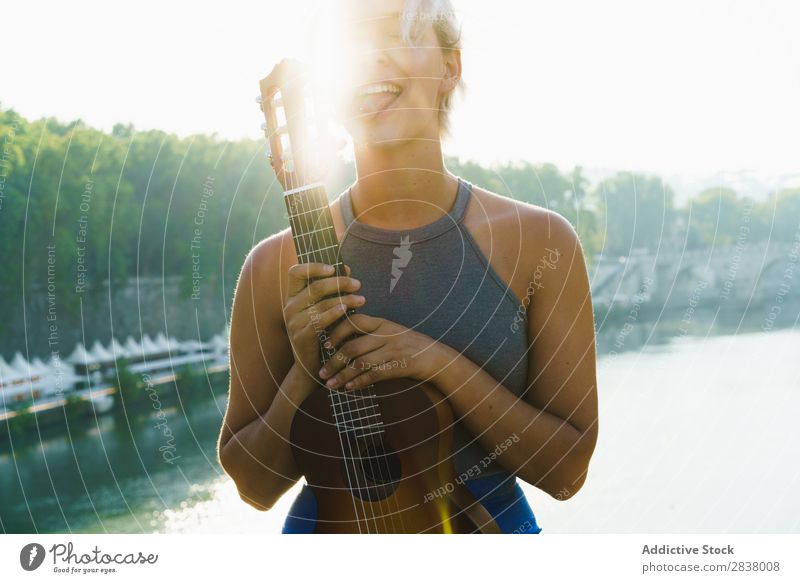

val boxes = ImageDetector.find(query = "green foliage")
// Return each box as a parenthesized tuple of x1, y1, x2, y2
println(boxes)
(1, 107, 796, 312)
(109, 358, 145, 409)
(684, 188, 751, 248)
(63, 394, 89, 417)
(7, 407, 36, 435)
(595, 172, 677, 255)
(766, 188, 800, 242)
(176, 363, 204, 392)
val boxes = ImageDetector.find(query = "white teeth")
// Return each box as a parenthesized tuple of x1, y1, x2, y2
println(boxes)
(356, 83, 402, 97)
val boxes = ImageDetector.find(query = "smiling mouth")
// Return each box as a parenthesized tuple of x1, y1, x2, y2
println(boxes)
(355, 82, 403, 115)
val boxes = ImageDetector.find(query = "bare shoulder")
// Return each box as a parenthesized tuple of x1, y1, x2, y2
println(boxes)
(468, 184, 579, 249)
(238, 227, 297, 316)
(247, 227, 295, 274)
(464, 184, 583, 300)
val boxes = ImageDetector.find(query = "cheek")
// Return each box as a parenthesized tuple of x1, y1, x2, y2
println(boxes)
(406, 53, 444, 102)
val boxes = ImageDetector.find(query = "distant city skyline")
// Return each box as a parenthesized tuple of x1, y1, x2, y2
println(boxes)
(2, 0, 798, 187)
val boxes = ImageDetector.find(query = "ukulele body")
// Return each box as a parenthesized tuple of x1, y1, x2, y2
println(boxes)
(290, 377, 494, 533)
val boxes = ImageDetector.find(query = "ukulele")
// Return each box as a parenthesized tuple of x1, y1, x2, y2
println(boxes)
(258, 60, 501, 534)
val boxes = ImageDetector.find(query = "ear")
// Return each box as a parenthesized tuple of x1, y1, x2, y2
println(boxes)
(440, 47, 462, 94)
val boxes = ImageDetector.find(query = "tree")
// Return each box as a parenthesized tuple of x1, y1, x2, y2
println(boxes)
(594, 172, 677, 256)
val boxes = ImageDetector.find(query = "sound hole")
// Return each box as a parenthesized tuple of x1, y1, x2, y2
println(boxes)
(343, 438, 402, 502)
(360, 440, 401, 483)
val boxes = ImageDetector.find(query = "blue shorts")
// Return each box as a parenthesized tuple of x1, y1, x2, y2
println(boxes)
(282, 472, 542, 534)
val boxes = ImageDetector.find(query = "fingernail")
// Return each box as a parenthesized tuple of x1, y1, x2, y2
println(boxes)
(355, 295, 365, 304)
(326, 378, 338, 388)
(351, 279, 361, 288)
(345, 381, 354, 389)
(319, 367, 328, 378)
(324, 265, 335, 274)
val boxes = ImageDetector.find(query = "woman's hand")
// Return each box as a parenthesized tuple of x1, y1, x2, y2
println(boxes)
(283, 262, 366, 380)
(317, 314, 450, 390)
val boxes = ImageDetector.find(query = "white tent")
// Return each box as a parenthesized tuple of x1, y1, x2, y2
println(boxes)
(0, 356, 25, 384)
(65, 342, 96, 365)
(140, 334, 161, 355)
(123, 336, 144, 359)
(44, 355, 80, 385)
(211, 334, 228, 353)
(179, 339, 205, 353)
(153, 332, 172, 353)
(46, 354, 64, 371)
(11, 352, 30, 374)
(30, 356, 51, 376)
(107, 337, 128, 359)
(90, 340, 116, 363)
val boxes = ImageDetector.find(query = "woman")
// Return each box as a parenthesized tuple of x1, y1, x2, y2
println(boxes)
(217, 0, 598, 534)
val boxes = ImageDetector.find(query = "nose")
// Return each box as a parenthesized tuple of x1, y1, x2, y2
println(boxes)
(355, 37, 390, 70)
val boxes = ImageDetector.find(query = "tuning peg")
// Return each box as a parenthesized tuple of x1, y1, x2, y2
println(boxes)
(255, 95, 263, 104)
(260, 122, 268, 131)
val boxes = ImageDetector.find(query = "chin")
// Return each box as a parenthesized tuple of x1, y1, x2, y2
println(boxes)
(352, 121, 410, 150)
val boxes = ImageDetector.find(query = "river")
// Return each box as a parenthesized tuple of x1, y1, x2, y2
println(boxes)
(2, 311, 798, 533)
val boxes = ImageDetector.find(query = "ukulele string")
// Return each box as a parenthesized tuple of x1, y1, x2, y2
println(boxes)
(301, 79, 408, 533)
(291, 104, 375, 533)
(276, 101, 366, 533)
(304, 188, 374, 533)
(311, 183, 403, 534)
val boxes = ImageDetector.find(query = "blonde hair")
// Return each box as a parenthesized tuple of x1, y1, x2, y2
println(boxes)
(400, 0, 464, 137)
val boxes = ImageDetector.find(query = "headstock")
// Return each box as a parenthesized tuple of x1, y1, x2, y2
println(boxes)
(257, 59, 336, 192)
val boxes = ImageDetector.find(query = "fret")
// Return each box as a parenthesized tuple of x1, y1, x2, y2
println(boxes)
(330, 392, 377, 402)
(339, 425, 383, 437)
(345, 429, 385, 439)
(285, 199, 328, 218)
(334, 413, 382, 426)
(298, 244, 338, 258)
(293, 225, 335, 237)
(285, 206, 326, 218)
(283, 181, 325, 196)
(331, 403, 379, 415)
(338, 423, 385, 434)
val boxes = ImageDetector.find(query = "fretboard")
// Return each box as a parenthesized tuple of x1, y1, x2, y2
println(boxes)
(283, 183, 384, 441)
(284, 182, 344, 273)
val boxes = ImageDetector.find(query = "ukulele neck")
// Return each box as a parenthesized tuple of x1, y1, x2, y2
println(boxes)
(284, 183, 384, 440)
(284, 182, 344, 275)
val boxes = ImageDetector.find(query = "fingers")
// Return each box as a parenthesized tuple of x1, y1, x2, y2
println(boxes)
(319, 333, 385, 381)
(314, 293, 365, 315)
(328, 348, 404, 391)
(298, 274, 361, 308)
(327, 313, 381, 347)
(309, 302, 349, 336)
(287, 262, 355, 298)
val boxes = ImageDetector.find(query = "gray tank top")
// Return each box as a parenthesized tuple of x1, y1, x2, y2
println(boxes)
(338, 177, 529, 480)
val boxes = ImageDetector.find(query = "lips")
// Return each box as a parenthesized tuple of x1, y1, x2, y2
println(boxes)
(357, 91, 401, 115)
(354, 82, 403, 116)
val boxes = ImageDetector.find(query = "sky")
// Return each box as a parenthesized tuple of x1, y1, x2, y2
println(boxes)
(2, 0, 799, 185)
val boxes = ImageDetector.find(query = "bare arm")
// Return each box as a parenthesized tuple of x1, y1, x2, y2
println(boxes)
(216, 237, 307, 510)
(216, 235, 363, 511)
(428, 211, 599, 499)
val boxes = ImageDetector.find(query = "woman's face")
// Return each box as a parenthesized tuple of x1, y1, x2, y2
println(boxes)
(335, 0, 455, 149)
